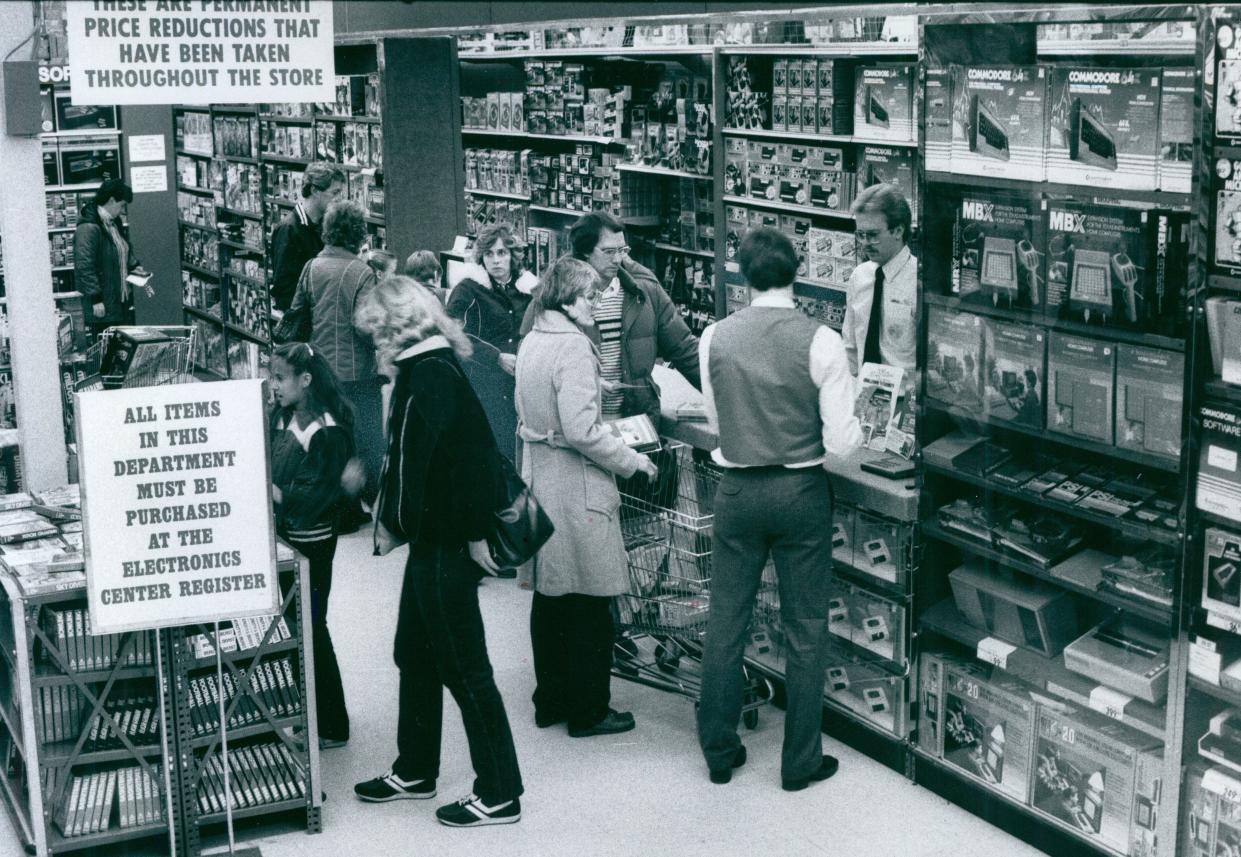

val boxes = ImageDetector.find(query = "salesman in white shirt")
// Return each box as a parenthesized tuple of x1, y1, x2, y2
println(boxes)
(842, 183, 918, 376)
(695, 228, 863, 793)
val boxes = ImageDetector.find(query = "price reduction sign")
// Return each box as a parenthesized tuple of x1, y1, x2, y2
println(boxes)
(76, 380, 277, 634)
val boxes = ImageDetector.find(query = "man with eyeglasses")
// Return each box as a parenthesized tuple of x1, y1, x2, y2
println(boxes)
(528, 211, 701, 423)
(842, 183, 918, 377)
(270, 162, 347, 311)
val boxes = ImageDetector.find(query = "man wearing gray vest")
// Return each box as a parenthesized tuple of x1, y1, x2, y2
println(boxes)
(696, 228, 862, 791)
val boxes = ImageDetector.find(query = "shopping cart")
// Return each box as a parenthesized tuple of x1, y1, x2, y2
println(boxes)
(78, 326, 197, 391)
(613, 442, 773, 728)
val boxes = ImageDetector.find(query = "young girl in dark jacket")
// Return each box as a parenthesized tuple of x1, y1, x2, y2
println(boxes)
(269, 342, 356, 748)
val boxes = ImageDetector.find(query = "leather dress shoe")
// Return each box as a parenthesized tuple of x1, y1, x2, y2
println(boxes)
(568, 709, 635, 737)
(709, 745, 747, 784)
(782, 755, 839, 791)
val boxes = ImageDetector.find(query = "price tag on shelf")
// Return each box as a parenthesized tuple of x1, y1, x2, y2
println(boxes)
(1087, 685, 1133, 724)
(1207, 611, 1241, 636)
(976, 637, 1016, 670)
(1191, 637, 1224, 686)
(1204, 768, 1241, 805)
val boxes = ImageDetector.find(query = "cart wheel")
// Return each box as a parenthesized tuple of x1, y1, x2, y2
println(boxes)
(655, 644, 682, 674)
(743, 708, 759, 730)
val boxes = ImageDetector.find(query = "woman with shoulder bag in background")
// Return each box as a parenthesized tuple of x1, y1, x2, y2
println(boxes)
(515, 256, 658, 739)
(352, 276, 524, 829)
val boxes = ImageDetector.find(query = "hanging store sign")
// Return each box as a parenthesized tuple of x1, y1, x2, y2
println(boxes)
(65, 0, 334, 106)
(76, 379, 278, 633)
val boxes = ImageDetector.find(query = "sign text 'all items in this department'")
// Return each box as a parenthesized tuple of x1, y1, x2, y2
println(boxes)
(76, 379, 277, 634)
(66, 1, 335, 106)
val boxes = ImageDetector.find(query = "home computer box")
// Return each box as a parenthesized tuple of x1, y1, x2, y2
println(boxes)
(1045, 67, 1161, 192)
(852, 63, 915, 143)
(1159, 67, 1194, 193)
(823, 642, 909, 737)
(1197, 403, 1241, 523)
(926, 305, 985, 416)
(1182, 766, 1217, 857)
(951, 190, 1044, 311)
(950, 65, 1047, 181)
(1047, 332, 1116, 445)
(1031, 702, 1163, 857)
(860, 145, 917, 218)
(924, 66, 953, 172)
(1203, 526, 1241, 624)
(1044, 201, 1187, 337)
(1212, 152, 1241, 280)
(1114, 345, 1184, 463)
(982, 318, 1046, 429)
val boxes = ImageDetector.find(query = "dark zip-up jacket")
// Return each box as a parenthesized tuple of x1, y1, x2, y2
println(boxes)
(375, 338, 501, 549)
(74, 201, 140, 325)
(270, 409, 354, 541)
(270, 204, 323, 311)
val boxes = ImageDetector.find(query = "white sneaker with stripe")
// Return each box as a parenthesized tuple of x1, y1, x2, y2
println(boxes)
(435, 793, 522, 827)
(353, 770, 436, 802)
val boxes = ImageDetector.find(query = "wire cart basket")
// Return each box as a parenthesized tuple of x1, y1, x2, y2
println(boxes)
(78, 326, 198, 391)
(613, 442, 773, 728)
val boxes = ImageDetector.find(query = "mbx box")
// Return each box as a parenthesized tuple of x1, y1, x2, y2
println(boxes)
(951, 65, 1047, 181)
(1160, 67, 1194, 192)
(1047, 333, 1116, 445)
(926, 306, 985, 416)
(853, 63, 915, 142)
(1031, 703, 1163, 856)
(942, 661, 1037, 802)
(983, 319, 1045, 429)
(924, 65, 954, 172)
(1115, 345, 1183, 462)
(1203, 526, 1241, 622)
(1045, 67, 1161, 192)
(952, 191, 1044, 310)
(1044, 200, 1168, 332)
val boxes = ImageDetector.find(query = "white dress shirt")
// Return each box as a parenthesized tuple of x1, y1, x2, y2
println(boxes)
(699, 288, 863, 468)
(842, 245, 918, 376)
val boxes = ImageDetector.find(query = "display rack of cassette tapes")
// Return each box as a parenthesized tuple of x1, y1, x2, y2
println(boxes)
(744, 499, 916, 742)
(0, 542, 176, 856)
(167, 548, 321, 853)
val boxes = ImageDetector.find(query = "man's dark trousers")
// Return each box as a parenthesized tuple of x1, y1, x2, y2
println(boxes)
(697, 465, 834, 781)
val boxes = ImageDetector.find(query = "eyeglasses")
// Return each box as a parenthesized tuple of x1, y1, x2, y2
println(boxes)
(598, 245, 630, 259)
(855, 229, 889, 242)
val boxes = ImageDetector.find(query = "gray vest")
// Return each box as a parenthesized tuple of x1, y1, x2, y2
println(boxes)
(709, 307, 823, 466)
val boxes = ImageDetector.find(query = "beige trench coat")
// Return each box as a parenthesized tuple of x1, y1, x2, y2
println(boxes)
(514, 310, 643, 596)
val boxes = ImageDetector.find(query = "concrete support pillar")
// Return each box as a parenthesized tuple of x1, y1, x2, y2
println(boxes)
(0, 1, 69, 491)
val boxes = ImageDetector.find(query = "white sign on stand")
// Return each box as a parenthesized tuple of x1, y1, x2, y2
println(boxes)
(65, 1, 335, 105)
(75, 379, 278, 634)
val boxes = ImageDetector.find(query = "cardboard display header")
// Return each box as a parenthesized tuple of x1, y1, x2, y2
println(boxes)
(66, 0, 335, 106)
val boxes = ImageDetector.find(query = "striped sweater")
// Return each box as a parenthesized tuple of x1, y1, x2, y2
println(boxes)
(270, 410, 354, 542)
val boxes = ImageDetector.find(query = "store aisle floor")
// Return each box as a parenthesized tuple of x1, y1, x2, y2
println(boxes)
(212, 531, 1043, 857)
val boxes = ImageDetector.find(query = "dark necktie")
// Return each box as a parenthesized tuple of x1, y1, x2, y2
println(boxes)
(862, 265, 885, 366)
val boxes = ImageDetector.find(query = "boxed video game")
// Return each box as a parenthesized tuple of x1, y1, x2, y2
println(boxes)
(952, 191, 1044, 310)
(1213, 153, 1241, 279)
(832, 502, 856, 569)
(1159, 67, 1194, 193)
(924, 65, 954, 172)
(926, 306, 985, 416)
(942, 661, 1037, 802)
(1044, 200, 1163, 331)
(917, 650, 952, 757)
(1198, 403, 1241, 523)
(1115, 345, 1184, 462)
(1047, 333, 1116, 445)
(853, 63, 915, 142)
(1217, 18, 1241, 146)
(1204, 527, 1241, 622)
(982, 319, 1045, 428)
(1183, 766, 1218, 857)
(1045, 67, 1161, 192)
(1031, 702, 1164, 856)
(859, 146, 917, 216)
(824, 644, 909, 737)
(951, 65, 1047, 181)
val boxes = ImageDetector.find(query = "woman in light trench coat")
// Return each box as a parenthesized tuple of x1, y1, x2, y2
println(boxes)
(515, 256, 659, 738)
